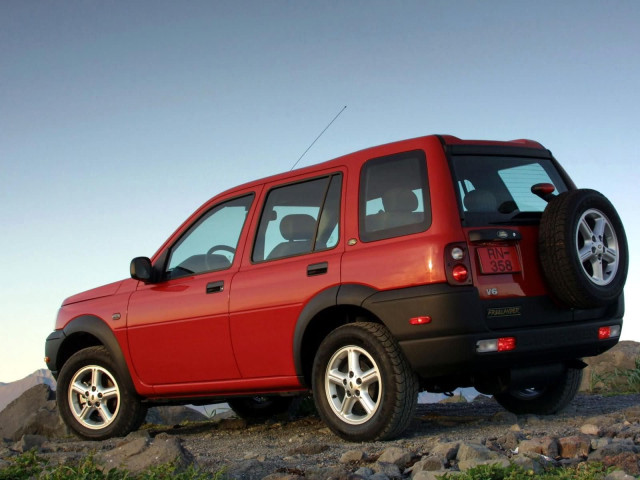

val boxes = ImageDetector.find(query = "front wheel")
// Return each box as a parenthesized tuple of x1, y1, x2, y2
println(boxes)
(57, 346, 144, 440)
(312, 322, 418, 441)
(494, 368, 583, 415)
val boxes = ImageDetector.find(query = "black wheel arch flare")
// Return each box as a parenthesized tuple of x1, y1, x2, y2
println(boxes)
(292, 284, 379, 384)
(45, 315, 134, 392)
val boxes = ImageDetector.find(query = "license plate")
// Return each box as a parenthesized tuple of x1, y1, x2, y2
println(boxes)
(477, 246, 521, 274)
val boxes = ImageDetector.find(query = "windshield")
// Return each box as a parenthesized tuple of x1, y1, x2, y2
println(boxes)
(451, 155, 568, 226)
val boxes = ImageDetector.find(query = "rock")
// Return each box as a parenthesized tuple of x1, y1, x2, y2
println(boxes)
(601, 453, 640, 476)
(439, 394, 467, 404)
(458, 458, 510, 471)
(589, 440, 638, 461)
(377, 446, 411, 467)
(305, 466, 349, 480)
(456, 442, 494, 462)
(341, 450, 367, 463)
(354, 467, 375, 477)
(16, 434, 47, 453)
(372, 461, 402, 479)
(410, 455, 444, 474)
(98, 432, 190, 474)
(581, 341, 640, 392)
(496, 431, 524, 451)
(370, 474, 392, 480)
(413, 472, 449, 480)
(431, 441, 459, 462)
(512, 455, 547, 474)
(580, 423, 601, 435)
(0, 384, 68, 440)
(591, 437, 611, 450)
(605, 471, 637, 480)
(518, 436, 559, 458)
(558, 435, 591, 458)
(145, 405, 207, 426)
(262, 474, 302, 480)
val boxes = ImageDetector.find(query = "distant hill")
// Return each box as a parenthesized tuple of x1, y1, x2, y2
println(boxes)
(0, 369, 56, 413)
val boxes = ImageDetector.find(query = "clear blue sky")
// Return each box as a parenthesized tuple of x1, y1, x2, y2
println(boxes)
(1, 1, 638, 382)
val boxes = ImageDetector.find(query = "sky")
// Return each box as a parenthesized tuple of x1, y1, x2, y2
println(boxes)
(1, 1, 638, 383)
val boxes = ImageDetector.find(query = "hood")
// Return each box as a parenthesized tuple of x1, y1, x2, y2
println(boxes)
(62, 280, 125, 306)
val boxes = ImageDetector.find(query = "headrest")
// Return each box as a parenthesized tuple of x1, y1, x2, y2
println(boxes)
(279, 214, 317, 241)
(464, 190, 497, 212)
(382, 188, 418, 213)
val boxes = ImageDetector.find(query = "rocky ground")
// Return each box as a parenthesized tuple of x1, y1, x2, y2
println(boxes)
(2, 388, 640, 480)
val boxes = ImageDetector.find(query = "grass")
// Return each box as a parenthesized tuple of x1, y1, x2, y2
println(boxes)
(590, 356, 640, 395)
(437, 462, 617, 480)
(0, 451, 223, 480)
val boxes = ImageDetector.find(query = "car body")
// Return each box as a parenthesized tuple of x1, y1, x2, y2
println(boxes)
(45, 134, 628, 441)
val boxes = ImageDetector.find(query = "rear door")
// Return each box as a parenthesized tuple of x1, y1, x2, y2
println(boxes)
(230, 172, 344, 379)
(448, 148, 571, 327)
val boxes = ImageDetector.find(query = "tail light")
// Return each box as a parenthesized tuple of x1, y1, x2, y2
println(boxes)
(445, 242, 472, 285)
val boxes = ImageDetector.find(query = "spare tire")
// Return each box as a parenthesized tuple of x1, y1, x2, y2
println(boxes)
(539, 189, 628, 308)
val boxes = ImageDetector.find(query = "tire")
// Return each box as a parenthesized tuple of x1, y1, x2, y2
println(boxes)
(57, 346, 145, 440)
(228, 396, 294, 420)
(312, 322, 418, 441)
(494, 368, 583, 415)
(539, 189, 628, 308)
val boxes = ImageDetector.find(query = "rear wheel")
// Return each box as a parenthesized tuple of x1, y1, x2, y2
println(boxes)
(57, 346, 144, 440)
(494, 368, 583, 415)
(312, 322, 418, 441)
(228, 396, 294, 420)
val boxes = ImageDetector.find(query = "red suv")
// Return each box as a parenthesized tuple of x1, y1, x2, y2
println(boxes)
(45, 135, 628, 441)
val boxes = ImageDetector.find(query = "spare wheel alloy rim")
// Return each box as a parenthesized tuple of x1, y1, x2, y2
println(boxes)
(68, 365, 121, 430)
(325, 345, 382, 425)
(575, 208, 619, 286)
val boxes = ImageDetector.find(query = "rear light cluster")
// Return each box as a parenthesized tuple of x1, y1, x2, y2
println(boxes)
(476, 337, 517, 353)
(444, 242, 472, 285)
(598, 325, 621, 340)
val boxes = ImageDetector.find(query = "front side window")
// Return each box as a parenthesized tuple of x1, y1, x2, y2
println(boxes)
(166, 194, 254, 279)
(359, 150, 431, 242)
(253, 174, 342, 262)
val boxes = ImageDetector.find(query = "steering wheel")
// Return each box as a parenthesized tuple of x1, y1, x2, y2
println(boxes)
(205, 245, 236, 270)
(206, 245, 236, 256)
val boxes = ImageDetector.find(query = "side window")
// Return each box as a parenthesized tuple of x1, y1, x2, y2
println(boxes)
(166, 194, 254, 280)
(359, 150, 431, 242)
(253, 174, 342, 262)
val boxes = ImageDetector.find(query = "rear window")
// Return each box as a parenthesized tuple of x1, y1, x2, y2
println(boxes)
(451, 155, 568, 226)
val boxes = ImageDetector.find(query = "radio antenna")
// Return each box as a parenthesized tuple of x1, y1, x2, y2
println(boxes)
(290, 105, 347, 170)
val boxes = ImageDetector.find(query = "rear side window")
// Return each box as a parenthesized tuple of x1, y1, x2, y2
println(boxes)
(359, 150, 431, 242)
(452, 155, 568, 226)
(252, 174, 342, 262)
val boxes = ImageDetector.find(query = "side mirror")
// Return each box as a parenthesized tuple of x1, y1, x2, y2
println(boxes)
(130, 257, 153, 283)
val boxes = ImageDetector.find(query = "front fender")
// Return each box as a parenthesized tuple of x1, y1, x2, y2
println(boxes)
(45, 315, 132, 390)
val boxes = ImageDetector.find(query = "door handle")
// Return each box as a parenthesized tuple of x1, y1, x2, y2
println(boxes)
(206, 281, 224, 294)
(307, 262, 328, 276)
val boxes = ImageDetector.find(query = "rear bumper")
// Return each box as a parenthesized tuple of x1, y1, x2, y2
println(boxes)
(399, 318, 621, 379)
(362, 284, 624, 380)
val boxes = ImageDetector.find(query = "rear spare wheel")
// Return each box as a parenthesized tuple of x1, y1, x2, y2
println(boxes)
(539, 189, 628, 308)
